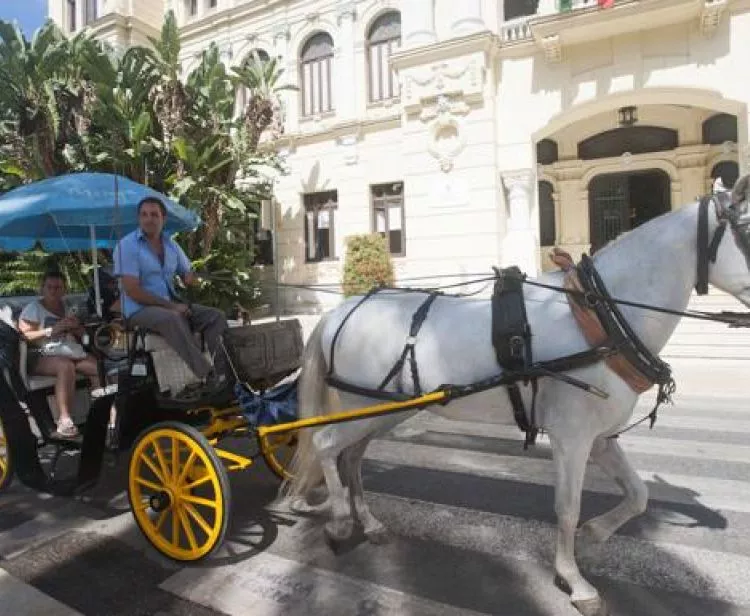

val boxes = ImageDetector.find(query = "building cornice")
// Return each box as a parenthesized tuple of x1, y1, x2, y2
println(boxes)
(178, 0, 288, 40)
(268, 113, 401, 151)
(390, 31, 498, 71)
(85, 13, 161, 40)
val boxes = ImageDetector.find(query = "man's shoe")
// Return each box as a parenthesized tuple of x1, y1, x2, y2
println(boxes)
(199, 374, 234, 405)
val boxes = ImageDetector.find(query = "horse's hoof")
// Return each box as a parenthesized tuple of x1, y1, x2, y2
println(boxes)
(325, 519, 354, 542)
(572, 597, 609, 616)
(365, 526, 391, 545)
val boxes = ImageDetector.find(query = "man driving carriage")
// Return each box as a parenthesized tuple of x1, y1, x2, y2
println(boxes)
(114, 197, 230, 396)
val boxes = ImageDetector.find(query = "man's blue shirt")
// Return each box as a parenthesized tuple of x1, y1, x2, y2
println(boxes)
(114, 229, 192, 317)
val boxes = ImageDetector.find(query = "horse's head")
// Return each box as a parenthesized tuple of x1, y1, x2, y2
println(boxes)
(708, 174, 750, 305)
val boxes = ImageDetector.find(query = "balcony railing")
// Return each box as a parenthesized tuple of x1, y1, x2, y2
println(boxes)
(500, 16, 533, 43)
(500, 0, 718, 49)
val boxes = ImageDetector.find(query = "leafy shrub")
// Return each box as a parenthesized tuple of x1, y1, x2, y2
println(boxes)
(342, 234, 395, 297)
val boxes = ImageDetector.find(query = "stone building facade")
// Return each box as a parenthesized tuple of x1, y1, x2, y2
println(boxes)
(49, 0, 749, 312)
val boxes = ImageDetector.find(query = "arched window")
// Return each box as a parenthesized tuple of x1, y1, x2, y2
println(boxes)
(538, 181, 556, 246)
(712, 161, 739, 190)
(367, 12, 401, 103)
(577, 126, 678, 160)
(702, 114, 737, 145)
(300, 32, 334, 117)
(235, 49, 271, 116)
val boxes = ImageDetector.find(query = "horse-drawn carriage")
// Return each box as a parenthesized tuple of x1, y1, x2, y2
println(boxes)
(4, 171, 750, 616)
(0, 173, 309, 560)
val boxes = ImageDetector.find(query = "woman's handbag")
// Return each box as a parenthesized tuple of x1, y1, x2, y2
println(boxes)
(39, 339, 88, 360)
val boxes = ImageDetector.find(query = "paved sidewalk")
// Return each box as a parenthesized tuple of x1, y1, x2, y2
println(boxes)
(0, 567, 82, 615)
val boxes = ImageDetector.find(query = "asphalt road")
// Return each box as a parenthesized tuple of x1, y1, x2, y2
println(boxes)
(1, 375, 750, 616)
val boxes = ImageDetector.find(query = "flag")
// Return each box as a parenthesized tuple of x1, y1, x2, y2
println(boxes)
(598, 0, 614, 7)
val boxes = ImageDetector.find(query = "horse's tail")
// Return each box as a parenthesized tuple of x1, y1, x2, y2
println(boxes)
(279, 314, 331, 501)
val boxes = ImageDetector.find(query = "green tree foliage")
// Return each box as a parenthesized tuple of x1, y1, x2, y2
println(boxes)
(0, 13, 294, 310)
(342, 234, 395, 297)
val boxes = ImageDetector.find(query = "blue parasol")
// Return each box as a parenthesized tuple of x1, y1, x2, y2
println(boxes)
(0, 172, 201, 316)
(0, 172, 200, 252)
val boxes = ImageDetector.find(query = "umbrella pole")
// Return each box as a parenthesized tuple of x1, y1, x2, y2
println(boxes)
(271, 197, 280, 322)
(90, 224, 102, 318)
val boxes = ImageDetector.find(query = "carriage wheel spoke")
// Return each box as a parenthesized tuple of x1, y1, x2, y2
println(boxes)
(141, 453, 167, 486)
(135, 476, 163, 493)
(180, 493, 218, 509)
(171, 505, 180, 546)
(183, 475, 212, 491)
(183, 501, 213, 536)
(177, 505, 199, 551)
(155, 508, 169, 533)
(176, 451, 197, 486)
(151, 441, 170, 486)
(171, 438, 180, 482)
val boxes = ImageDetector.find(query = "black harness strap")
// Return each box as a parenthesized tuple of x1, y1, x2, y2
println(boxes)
(696, 195, 728, 295)
(696, 196, 711, 295)
(327, 287, 382, 379)
(378, 292, 440, 396)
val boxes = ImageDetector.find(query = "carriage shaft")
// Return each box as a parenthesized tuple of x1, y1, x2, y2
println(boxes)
(256, 391, 448, 437)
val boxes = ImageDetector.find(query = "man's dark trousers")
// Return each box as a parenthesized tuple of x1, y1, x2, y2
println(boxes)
(128, 304, 228, 380)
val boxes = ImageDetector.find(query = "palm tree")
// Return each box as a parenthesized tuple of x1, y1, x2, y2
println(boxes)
(0, 20, 71, 177)
(232, 50, 296, 152)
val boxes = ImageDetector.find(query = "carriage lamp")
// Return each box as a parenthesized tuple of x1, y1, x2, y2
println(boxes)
(618, 106, 638, 127)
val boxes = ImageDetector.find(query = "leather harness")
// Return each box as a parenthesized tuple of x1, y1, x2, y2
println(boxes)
(323, 191, 748, 447)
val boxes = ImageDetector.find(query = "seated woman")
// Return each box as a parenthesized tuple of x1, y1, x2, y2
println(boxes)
(18, 271, 99, 438)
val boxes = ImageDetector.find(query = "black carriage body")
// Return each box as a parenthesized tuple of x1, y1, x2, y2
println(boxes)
(0, 317, 304, 497)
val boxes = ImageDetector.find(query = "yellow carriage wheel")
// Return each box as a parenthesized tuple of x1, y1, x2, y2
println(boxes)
(128, 421, 230, 561)
(0, 414, 13, 492)
(259, 430, 298, 481)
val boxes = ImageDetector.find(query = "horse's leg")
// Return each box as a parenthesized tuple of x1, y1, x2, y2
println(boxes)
(341, 437, 390, 544)
(580, 436, 647, 543)
(549, 432, 607, 616)
(316, 442, 353, 542)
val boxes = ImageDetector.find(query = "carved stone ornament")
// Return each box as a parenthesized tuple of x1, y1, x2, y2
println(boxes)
(336, 133, 360, 166)
(699, 0, 727, 37)
(272, 24, 291, 42)
(404, 60, 482, 104)
(419, 60, 474, 91)
(336, 2, 357, 24)
(422, 95, 470, 173)
(541, 34, 562, 64)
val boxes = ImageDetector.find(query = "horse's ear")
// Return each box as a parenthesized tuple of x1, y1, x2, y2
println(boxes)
(731, 174, 750, 205)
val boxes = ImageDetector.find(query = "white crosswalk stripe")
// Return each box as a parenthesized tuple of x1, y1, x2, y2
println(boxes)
(157, 392, 750, 616)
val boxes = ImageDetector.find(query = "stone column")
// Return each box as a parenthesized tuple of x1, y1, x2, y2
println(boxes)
(501, 170, 538, 275)
(335, 2, 357, 121)
(445, 0, 485, 36)
(402, 0, 436, 48)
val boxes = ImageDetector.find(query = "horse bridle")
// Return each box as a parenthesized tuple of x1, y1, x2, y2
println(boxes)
(696, 192, 750, 295)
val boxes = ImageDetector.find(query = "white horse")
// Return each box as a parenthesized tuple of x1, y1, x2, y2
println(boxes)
(281, 185, 750, 616)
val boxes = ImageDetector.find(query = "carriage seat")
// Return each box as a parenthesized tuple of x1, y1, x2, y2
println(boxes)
(126, 324, 209, 395)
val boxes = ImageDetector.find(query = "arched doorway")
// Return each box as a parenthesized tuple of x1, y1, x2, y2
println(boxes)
(588, 169, 671, 252)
